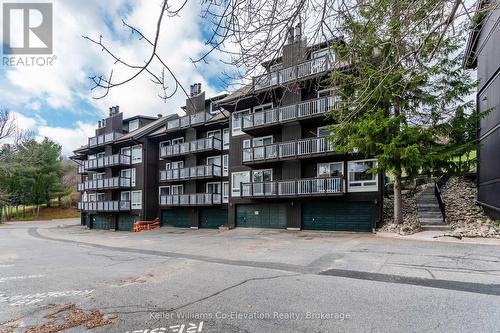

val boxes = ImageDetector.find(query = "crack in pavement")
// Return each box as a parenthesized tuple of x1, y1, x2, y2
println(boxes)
(27, 227, 500, 297)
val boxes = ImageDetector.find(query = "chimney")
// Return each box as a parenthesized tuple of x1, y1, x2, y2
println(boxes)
(190, 83, 202, 97)
(98, 120, 101, 127)
(295, 23, 302, 42)
(287, 26, 294, 44)
(197, 83, 202, 94)
(115, 105, 119, 113)
(157, 114, 163, 118)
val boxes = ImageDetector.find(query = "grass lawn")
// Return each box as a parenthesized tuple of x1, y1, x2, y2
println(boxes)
(3, 206, 79, 222)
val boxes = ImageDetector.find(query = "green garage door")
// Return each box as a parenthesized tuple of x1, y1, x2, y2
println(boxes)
(302, 202, 373, 232)
(236, 204, 286, 229)
(199, 209, 228, 229)
(161, 209, 192, 228)
(118, 214, 139, 231)
(90, 214, 113, 230)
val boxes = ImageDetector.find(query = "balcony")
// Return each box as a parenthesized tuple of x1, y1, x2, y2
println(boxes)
(243, 137, 334, 164)
(241, 96, 340, 134)
(77, 154, 131, 173)
(159, 193, 222, 206)
(77, 201, 131, 212)
(253, 55, 332, 91)
(241, 177, 344, 198)
(88, 132, 123, 147)
(160, 165, 222, 182)
(159, 137, 222, 158)
(77, 177, 131, 191)
(166, 111, 211, 132)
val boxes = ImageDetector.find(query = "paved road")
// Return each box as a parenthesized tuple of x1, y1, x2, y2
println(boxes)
(0, 219, 499, 333)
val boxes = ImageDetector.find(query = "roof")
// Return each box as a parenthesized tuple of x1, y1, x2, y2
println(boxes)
(206, 110, 230, 123)
(123, 115, 161, 122)
(215, 84, 253, 106)
(115, 113, 178, 143)
(464, 0, 488, 69)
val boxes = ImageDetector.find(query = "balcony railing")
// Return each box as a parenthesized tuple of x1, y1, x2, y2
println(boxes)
(242, 96, 340, 130)
(160, 165, 222, 182)
(160, 137, 222, 158)
(77, 201, 131, 211)
(243, 137, 334, 163)
(253, 55, 332, 90)
(166, 111, 211, 131)
(77, 177, 131, 191)
(159, 193, 222, 206)
(88, 132, 123, 147)
(78, 154, 131, 173)
(241, 177, 344, 197)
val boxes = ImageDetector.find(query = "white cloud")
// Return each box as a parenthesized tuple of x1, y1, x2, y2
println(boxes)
(37, 121, 96, 156)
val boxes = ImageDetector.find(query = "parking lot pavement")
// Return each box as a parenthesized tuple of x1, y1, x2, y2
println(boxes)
(0, 219, 499, 332)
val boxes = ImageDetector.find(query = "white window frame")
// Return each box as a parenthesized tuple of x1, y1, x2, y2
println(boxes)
(231, 171, 250, 197)
(171, 160, 184, 169)
(120, 168, 136, 186)
(88, 193, 96, 202)
(96, 152, 105, 159)
(312, 48, 333, 60)
(317, 88, 334, 98)
(207, 155, 221, 167)
(160, 140, 171, 148)
(206, 129, 221, 139)
(252, 135, 273, 147)
(253, 102, 273, 113)
(158, 186, 170, 203)
(128, 119, 140, 132)
(171, 184, 184, 195)
(252, 169, 273, 182)
(121, 147, 131, 157)
(232, 109, 251, 136)
(222, 181, 229, 203)
(120, 191, 130, 202)
(206, 182, 222, 194)
(92, 172, 104, 180)
(172, 137, 184, 145)
(347, 159, 378, 192)
(96, 193, 105, 201)
(317, 162, 343, 178)
(223, 128, 230, 149)
(317, 126, 330, 137)
(223, 155, 229, 176)
(129, 145, 142, 164)
(131, 190, 142, 209)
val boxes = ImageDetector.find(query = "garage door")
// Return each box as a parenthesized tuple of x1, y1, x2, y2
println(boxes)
(90, 214, 113, 230)
(302, 202, 373, 232)
(118, 214, 139, 231)
(199, 208, 228, 229)
(236, 204, 286, 229)
(161, 209, 192, 228)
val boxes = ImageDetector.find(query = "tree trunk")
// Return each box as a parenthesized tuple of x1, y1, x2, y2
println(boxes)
(36, 204, 40, 217)
(393, 174, 403, 224)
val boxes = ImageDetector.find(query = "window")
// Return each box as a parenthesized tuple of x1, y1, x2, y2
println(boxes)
(223, 155, 228, 176)
(171, 184, 184, 195)
(207, 130, 221, 140)
(131, 190, 142, 209)
(121, 147, 131, 156)
(92, 172, 104, 180)
(206, 182, 221, 194)
(96, 152, 105, 159)
(131, 145, 142, 164)
(223, 181, 229, 203)
(120, 168, 136, 186)
(96, 193, 104, 201)
(317, 126, 330, 137)
(172, 137, 184, 145)
(243, 139, 251, 161)
(348, 159, 378, 192)
(160, 140, 171, 148)
(318, 88, 334, 98)
(223, 129, 230, 149)
(312, 48, 333, 60)
(252, 169, 272, 182)
(207, 156, 221, 166)
(252, 136, 273, 147)
(253, 103, 273, 113)
(88, 193, 96, 202)
(231, 171, 250, 196)
(252, 136, 273, 160)
(88, 154, 96, 160)
(120, 191, 130, 202)
(128, 119, 139, 132)
(232, 109, 250, 136)
(317, 162, 343, 178)
(172, 161, 184, 169)
(159, 186, 170, 202)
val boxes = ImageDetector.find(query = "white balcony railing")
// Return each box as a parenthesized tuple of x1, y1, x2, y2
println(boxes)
(241, 177, 344, 197)
(78, 154, 131, 173)
(77, 201, 131, 211)
(160, 165, 222, 181)
(159, 137, 222, 158)
(77, 177, 131, 191)
(88, 132, 123, 147)
(243, 137, 334, 163)
(166, 111, 211, 131)
(159, 193, 222, 206)
(253, 55, 332, 90)
(241, 96, 340, 130)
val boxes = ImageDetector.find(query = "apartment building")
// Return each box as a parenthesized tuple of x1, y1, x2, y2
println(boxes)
(74, 27, 383, 232)
(73, 106, 178, 230)
(218, 25, 383, 231)
(465, 1, 500, 219)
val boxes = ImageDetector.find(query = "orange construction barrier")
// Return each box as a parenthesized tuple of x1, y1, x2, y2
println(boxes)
(133, 218, 160, 232)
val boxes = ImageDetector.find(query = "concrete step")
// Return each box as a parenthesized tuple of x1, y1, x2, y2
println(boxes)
(421, 224, 452, 231)
(418, 213, 444, 219)
(419, 217, 445, 225)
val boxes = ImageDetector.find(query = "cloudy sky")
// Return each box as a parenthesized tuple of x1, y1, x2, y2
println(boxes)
(0, 0, 229, 155)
